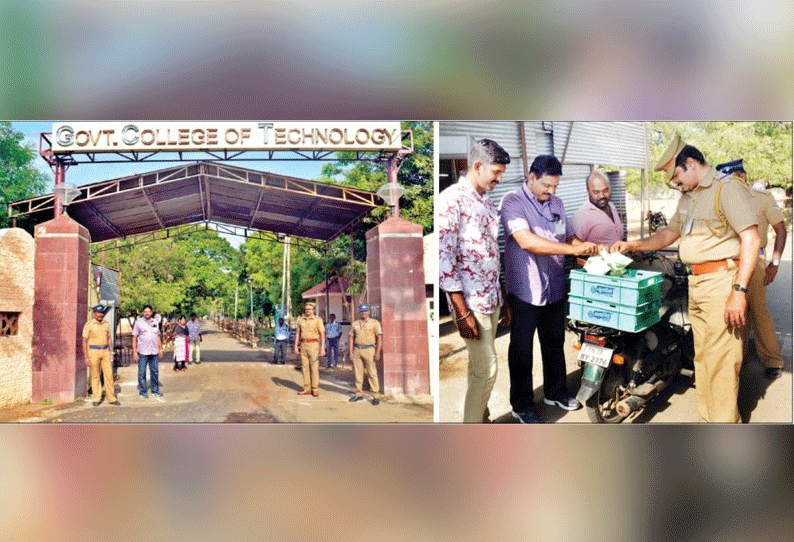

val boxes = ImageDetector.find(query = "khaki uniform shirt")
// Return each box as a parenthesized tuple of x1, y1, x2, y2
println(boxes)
(749, 188, 784, 250)
(351, 318, 382, 346)
(82, 319, 110, 347)
(667, 168, 757, 265)
(296, 316, 324, 339)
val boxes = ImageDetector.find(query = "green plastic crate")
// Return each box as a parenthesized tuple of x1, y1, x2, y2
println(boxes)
(568, 296, 661, 332)
(569, 268, 663, 307)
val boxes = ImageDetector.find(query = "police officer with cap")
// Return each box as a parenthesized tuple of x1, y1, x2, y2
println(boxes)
(716, 158, 787, 380)
(348, 304, 383, 405)
(82, 305, 120, 406)
(612, 134, 760, 423)
(294, 302, 325, 397)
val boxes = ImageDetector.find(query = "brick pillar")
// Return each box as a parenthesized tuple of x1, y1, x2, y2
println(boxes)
(32, 215, 90, 403)
(366, 217, 430, 397)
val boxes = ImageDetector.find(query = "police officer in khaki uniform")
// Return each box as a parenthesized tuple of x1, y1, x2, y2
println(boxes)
(82, 305, 120, 407)
(612, 135, 760, 423)
(294, 302, 325, 397)
(348, 304, 383, 405)
(716, 159, 787, 379)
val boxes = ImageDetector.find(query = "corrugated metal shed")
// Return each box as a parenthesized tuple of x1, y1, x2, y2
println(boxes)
(552, 121, 647, 169)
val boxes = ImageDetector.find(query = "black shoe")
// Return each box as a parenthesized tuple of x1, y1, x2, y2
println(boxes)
(511, 410, 543, 424)
(93, 401, 101, 407)
(349, 395, 363, 402)
(371, 398, 380, 405)
(109, 401, 120, 406)
(765, 367, 783, 379)
(543, 395, 582, 411)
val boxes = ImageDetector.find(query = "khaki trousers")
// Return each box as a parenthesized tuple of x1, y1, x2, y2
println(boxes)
(353, 347, 380, 399)
(88, 349, 116, 403)
(746, 258, 784, 369)
(461, 309, 499, 423)
(189, 341, 201, 363)
(300, 342, 320, 392)
(689, 269, 743, 423)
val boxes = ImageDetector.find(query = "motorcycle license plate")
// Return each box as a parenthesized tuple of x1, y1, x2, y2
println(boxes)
(578, 343, 614, 368)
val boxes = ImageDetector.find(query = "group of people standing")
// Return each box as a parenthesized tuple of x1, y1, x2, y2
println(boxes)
(291, 301, 384, 404)
(439, 136, 786, 424)
(130, 306, 202, 399)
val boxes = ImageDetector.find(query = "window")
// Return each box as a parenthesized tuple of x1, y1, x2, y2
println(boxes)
(0, 312, 20, 336)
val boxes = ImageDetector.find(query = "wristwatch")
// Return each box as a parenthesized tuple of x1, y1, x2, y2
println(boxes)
(733, 284, 748, 293)
(771, 258, 780, 266)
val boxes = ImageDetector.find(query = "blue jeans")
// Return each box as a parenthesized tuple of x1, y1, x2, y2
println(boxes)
(138, 353, 160, 395)
(326, 336, 340, 367)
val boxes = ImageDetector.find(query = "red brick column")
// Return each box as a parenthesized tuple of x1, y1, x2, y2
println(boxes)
(366, 217, 430, 397)
(32, 216, 90, 403)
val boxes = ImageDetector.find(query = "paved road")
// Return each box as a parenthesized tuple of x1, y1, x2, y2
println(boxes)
(439, 235, 793, 424)
(2, 322, 431, 423)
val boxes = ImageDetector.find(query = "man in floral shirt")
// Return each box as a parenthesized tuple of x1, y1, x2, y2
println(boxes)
(438, 138, 511, 423)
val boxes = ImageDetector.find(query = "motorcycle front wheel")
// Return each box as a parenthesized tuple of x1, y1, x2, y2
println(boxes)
(585, 364, 628, 423)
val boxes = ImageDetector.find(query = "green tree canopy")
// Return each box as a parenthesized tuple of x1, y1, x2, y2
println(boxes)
(241, 121, 433, 317)
(622, 122, 792, 195)
(0, 122, 49, 228)
(107, 229, 241, 318)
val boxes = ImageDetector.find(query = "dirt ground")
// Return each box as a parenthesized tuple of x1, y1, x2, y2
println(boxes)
(0, 322, 432, 424)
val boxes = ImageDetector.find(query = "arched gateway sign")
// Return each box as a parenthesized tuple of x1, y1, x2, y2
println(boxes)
(12, 121, 430, 408)
(51, 122, 404, 153)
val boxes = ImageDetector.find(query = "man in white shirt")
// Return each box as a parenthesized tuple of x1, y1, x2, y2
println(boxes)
(325, 313, 343, 368)
(273, 317, 290, 365)
(438, 138, 512, 423)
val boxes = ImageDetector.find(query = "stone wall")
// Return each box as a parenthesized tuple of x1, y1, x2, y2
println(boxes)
(0, 228, 34, 407)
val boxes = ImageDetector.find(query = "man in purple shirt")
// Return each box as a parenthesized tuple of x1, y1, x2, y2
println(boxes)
(571, 171, 625, 246)
(132, 304, 164, 398)
(500, 155, 599, 423)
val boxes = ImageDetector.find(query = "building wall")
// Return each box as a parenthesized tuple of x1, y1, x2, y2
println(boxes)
(0, 228, 34, 407)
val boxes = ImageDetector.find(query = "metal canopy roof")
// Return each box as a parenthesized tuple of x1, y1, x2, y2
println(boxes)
(9, 162, 380, 243)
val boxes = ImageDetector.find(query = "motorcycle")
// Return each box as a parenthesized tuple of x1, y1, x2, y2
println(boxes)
(569, 250, 695, 423)
(647, 210, 668, 234)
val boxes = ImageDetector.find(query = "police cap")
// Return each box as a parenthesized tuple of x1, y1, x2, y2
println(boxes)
(654, 133, 687, 181)
(358, 304, 371, 312)
(92, 305, 107, 313)
(715, 159, 745, 176)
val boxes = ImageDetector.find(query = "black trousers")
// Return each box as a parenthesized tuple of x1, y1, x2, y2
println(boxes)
(507, 294, 568, 412)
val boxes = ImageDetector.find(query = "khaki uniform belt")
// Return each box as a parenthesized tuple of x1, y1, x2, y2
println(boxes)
(355, 344, 375, 349)
(688, 258, 740, 276)
(88, 345, 109, 350)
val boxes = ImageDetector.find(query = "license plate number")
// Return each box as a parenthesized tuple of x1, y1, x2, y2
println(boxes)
(578, 343, 614, 368)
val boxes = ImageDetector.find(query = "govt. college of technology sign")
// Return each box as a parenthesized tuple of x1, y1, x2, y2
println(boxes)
(51, 122, 404, 153)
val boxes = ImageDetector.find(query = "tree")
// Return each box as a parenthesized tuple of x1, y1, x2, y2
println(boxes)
(622, 122, 793, 196)
(108, 228, 241, 318)
(0, 122, 49, 228)
(318, 120, 434, 234)
(240, 122, 434, 317)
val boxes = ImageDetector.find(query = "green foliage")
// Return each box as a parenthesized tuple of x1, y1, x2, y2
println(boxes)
(109, 229, 241, 318)
(622, 122, 792, 196)
(240, 121, 433, 316)
(319, 120, 434, 234)
(0, 122, 49, 228)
